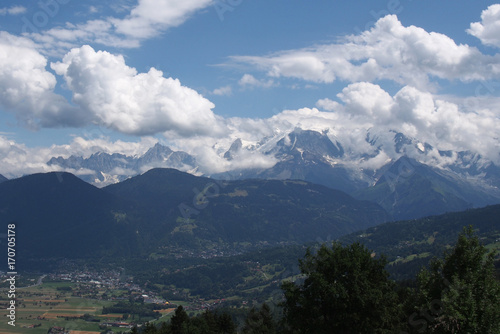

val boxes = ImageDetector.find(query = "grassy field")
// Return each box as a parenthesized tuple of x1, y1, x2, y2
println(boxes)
(0, 279, 126, 334)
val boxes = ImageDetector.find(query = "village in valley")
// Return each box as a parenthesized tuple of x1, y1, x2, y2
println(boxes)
(0, 268, 237, 334)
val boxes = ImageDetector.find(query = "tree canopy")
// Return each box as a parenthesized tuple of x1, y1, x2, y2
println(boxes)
(281, 242, 401, 333)
(409, 226, 500, 333)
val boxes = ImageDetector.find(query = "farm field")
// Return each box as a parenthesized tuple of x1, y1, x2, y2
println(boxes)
(0, 280, 138, 334)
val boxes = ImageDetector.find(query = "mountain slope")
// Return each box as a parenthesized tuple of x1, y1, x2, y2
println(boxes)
(339, 204, 500, 280)
(104, 168, 208, 208)
(126, 204, 500, 300)
(0, 172, 139, 262)
(105, 168, 390, 247)
(353, 157, 499, 220)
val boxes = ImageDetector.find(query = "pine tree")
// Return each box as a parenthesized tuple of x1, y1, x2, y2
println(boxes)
(170, 305, 189, 334)
(216, 312, 237, 334)
(242, 303, 277, 334)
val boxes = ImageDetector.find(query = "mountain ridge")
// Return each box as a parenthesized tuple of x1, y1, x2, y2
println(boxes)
(46, 128, 500, 220)
(0, 168, 389, 266)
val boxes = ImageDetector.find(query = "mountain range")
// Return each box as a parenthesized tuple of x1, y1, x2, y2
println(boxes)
(47, 143, 198, 186)
(0, 169, 388, 265)
(2, 166, 499, 280)
(46, 128, 500, 220)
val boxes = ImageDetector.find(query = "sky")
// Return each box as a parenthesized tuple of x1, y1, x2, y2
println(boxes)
(0, 0, 500, 178)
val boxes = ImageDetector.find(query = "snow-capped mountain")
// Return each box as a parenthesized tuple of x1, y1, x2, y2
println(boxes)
(47, 143, 199, 186)
(216, 128, 370, 194)
(46, 128, 500, 219)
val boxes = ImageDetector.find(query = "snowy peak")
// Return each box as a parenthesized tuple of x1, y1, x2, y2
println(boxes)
(47, 143, 197, 186)
(274, 129, 344, 160)
(224, 138, 243, 161)
(140, 142, 174, 163)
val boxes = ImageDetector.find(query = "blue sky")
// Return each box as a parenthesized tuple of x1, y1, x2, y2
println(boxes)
(0, 0, 500, 178)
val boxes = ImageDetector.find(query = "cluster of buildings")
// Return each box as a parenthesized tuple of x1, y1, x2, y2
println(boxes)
(47, 270, 165, 304)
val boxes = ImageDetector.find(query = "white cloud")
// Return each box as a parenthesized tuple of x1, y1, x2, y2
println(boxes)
(0, 34, 226, 138)
(62, 136, 158, 158)
(315, 98, 340, 112)
(0, 6, 27, 16)
(0, 32, 85, 129)
(338, 82, 394, 120)
(1, 81, 498, 179)
(28, 0, 213, 54)
(238, 74, 274, 89)
(335, 84, 500, 164)
(468, 4, 500, 48)
(231, 15, 500, 89)
(1, 6, 499, 180)
(51, 45, 225, 137)
(111, 0, 212, 39)
(169, 134, 278, 175)
(212, 85, 232, 96)
(0, 135, 158, 179)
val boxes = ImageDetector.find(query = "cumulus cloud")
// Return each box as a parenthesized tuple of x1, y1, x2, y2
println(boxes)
(168, 134, 278, 175)
(231, 15, 500, 89)
(336, 84, 500, 165)
(315, 98, 340, 112)
(468, 4, 500, 48)
(338, 82, 394, 120)
(28, 0, 213, 54)
(51, 45, 225, 137)
(0, 36, 223, 138)
(1, 6, 499, 180)
(0, 32, 85, 129)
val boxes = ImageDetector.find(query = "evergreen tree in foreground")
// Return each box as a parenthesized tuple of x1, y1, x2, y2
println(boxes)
(167, 305, 236, 334)
(281, 242, 401, 333)
(170, 305, 189, 334)
(409, 226, 500, 333)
